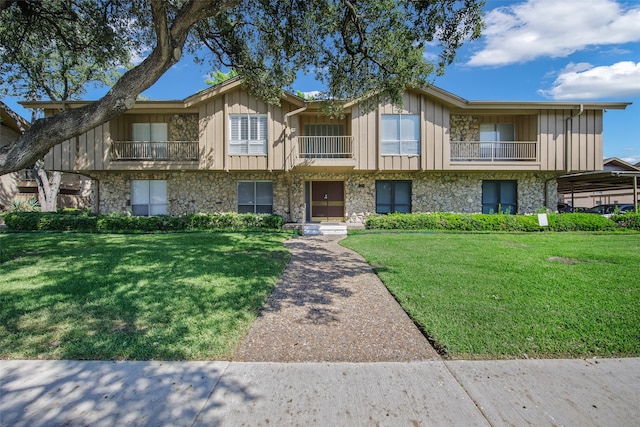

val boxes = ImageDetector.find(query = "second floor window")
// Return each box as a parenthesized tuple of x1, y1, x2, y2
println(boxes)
(229, 114, 268, 155)
(381, 114, 420, 156)
(480, 123, 514, 142)
(133, 123, 168, 142)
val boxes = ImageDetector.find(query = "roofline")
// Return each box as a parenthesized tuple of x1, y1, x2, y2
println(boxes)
(184, 77, 306, 108)
(1, 104, 30, 132)
(18, 80, 632, 112)
(560, 170, 640, 180)
(20, 100, 187, 110)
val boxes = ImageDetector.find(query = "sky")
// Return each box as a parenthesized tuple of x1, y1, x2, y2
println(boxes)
(3, 0, 640, 164)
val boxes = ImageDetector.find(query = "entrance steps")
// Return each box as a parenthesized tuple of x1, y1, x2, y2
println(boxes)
(303, 222, 348, 236)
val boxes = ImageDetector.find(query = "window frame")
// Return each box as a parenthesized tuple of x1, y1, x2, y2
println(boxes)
(131, 179, 167, 216)
(479, 123, 515, 142)
(380, 114, 420, 156)
(375, 180, 412, 214)
(481, 180, 517, 214)
(229, 114, 268, 155)
(132, 123, 168, 142)
(237, 180, 274, 214)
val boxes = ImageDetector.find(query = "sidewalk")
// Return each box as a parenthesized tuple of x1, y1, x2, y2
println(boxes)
(1, 235, 639, 425)
(2, 358, 639, 426)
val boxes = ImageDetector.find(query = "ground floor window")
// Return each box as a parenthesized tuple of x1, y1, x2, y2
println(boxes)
(376, 180, 411, 213)
(131, 180, 167, 216)
(238, 181, 273, 213)
(482, 180, 517, 214)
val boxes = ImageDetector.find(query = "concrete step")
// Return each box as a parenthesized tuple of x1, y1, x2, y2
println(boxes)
(303, 222, 348, 236)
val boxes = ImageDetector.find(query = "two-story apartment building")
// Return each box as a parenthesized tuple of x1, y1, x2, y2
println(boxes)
(22, 78, 630, 223)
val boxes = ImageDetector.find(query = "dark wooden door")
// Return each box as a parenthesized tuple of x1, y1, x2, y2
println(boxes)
(311, 181, 344, 221)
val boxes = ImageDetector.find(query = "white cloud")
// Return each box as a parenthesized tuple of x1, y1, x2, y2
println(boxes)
(538, 61, 640, 99)
(621, 155, 640, 165)
(469, 0, 640, 66)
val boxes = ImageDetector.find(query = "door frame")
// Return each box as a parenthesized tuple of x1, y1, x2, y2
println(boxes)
(306, 180, 345, 222)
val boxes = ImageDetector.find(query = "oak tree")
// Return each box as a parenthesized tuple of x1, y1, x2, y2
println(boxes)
(0, 0, 484, 175)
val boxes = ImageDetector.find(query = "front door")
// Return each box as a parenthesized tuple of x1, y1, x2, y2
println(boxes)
(311, 181, 344, 222)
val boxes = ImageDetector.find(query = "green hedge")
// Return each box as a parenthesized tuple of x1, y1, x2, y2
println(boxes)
(2, 211, 284, 232)
(365, 212, 624, 232)
(611, 213, 640, 230)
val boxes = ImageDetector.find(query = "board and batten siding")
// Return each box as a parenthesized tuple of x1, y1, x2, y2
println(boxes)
(538, 109, 603, 172)
(43, 107, 109, 172)
(199, 88, 293, 171)
(351, 91, 448, 171)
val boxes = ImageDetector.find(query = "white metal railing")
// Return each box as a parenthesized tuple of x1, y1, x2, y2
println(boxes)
(297, 136, 353, 158)
(450, 141, 537, 161)
(111, 141, 199, 161)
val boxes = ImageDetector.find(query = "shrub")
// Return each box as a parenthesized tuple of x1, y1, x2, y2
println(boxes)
(546, 213, 615, 231)
(365, 212, 619, 232)
(611, 213, 640, 230)
(4, 211, 284, 232)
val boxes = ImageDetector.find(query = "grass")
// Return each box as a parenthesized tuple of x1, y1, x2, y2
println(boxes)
(0, 231, 292, 360)
(341, 232, 640, 359)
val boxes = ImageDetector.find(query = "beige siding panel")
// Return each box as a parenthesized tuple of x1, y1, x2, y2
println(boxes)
(423, 98, 448, 171)
(228, 156, 267, 170)
(380, 156, 419, 170)
(270, 102, 287, 171)
(422, 96, 429, 170)
(352, 105, 377, 170)
(199, 97, 224, 170)
(586, 111, 595, 170)
(93, 125, 104, 170)
(538, 112, 549, 170)
(77, 128, 89, 170)
(555, 111, 566, 171)
(594, 110, 604, 170)
(437, 103, 448, 170)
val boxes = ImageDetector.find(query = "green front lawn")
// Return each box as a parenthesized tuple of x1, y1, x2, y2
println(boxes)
(0, 232, 291, 360)
(342, 232, 640, 359)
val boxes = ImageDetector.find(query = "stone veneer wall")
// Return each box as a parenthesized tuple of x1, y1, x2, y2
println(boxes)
(168, 114, 198, 141)
(450, 115, 480, 141)
(92, 171, 291, 219)
(91, 170, 558, 223)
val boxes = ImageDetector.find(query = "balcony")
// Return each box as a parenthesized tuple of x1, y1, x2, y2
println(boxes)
(293, 136, 356, 170)
(450, 141, 537, 162)
(111, 141, 199, 161)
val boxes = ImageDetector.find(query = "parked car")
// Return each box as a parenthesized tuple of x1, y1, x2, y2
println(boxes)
(557, 203, 573, 213)
(585, 204, 636, 217)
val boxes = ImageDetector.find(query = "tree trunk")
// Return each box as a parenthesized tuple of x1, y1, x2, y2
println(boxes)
(31, 165, 62, 212)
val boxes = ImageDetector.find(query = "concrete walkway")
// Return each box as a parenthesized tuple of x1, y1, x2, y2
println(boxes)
(2, 358, 639, 426)
(2, 235, 639, 425)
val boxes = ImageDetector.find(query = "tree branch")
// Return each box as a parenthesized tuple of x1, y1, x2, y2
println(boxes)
(0, 0, 242, 174)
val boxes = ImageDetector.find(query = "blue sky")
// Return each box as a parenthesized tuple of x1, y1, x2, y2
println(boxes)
(4, 0, 640, 163)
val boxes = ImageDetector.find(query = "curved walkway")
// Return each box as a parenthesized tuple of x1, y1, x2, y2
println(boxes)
(234, 235, 439, 362)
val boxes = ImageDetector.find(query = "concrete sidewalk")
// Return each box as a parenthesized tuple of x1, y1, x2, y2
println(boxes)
(2, 357, 639, 426)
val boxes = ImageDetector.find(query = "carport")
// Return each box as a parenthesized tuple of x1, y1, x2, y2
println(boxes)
(557, 171, 640, 213)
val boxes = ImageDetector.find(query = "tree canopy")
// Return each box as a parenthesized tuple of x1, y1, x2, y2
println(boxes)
(0, 0, 484, 174)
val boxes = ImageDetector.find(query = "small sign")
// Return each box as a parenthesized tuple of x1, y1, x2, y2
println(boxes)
(538, 213, 549, 227)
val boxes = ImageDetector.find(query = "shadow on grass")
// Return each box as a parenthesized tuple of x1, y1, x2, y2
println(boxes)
(0, 232, 290, 360)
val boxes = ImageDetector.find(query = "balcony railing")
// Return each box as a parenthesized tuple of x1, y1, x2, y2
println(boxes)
(111, 141, 199, 161)
(451, 141, 537, 162)
(298, 136, 353, 158)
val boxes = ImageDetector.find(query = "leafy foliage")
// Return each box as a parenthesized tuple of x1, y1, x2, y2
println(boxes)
(365, 212, 624, 232)
(0, 0, 137, 101)
(611, 213, 640, 230)
(2, 211, 284, 232)
(1, 0, 484, 174)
